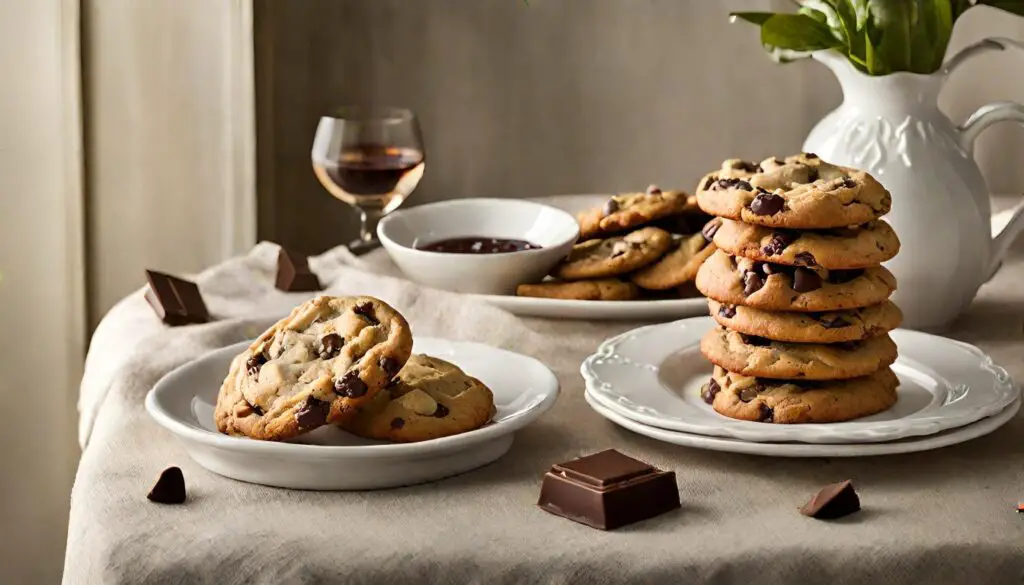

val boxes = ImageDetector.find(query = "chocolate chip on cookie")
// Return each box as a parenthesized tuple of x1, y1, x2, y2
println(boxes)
(743, 270, 766, 296)
(792, 267, 823, 293)
(335, 371, 369, 398)
(295, 396, 330, 430)
(702, 217, 723, 242)
(750, 191, 785, 215)
(762, 231, 798, 256)
(794, 251, 818, 266)
(718, 303, 737, 318)
(319, 333, 344, 360)
(602, 198, 619, 217)
(701, 378, 721, 405)
(739, 333, 771, 346)
(353, 302, 379, 325)
(246, 353, 267, 377)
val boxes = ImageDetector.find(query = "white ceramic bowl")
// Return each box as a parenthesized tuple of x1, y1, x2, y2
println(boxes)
(377, 198, 579, 295)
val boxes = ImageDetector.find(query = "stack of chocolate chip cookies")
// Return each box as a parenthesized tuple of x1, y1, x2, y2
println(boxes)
(215, 295, 495, 443)
(516, 186, 717, 301)
(694, 154, 903, 424)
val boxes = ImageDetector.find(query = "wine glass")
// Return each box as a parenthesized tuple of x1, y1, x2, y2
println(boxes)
(312, 106, 425, 253)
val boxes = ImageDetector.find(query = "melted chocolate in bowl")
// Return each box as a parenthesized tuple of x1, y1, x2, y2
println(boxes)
(418, 236, 542, 254)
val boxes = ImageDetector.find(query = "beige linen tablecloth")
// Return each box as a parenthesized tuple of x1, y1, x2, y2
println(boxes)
(64, 241, 1024, 585)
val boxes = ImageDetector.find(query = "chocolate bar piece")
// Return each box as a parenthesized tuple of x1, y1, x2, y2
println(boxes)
(144, 270, 210, 326)
(147, 466, 186, 504)
(276, 247, 322, 292)
(537, 449, 680, 530)
(800, 480, 860, 519)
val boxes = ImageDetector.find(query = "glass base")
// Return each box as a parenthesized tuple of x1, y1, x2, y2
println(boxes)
(348, 237, 382, 256)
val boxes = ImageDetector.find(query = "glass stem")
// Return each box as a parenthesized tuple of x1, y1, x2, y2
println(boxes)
(359, 208, 385, 243)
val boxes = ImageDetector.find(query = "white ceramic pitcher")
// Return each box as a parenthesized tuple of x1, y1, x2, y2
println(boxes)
(804, 38, 1024, 331)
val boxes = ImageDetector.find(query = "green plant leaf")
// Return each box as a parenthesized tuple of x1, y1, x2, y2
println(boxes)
(911, 0, 953, 73)
(761, 13, 846, 51)
(977, 0, 1024, 17)
(865, 0, 916, 73)
(729, 12, 776, 25)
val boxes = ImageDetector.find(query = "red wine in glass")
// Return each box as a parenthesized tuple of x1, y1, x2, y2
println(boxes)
(314, 144, 425, 212)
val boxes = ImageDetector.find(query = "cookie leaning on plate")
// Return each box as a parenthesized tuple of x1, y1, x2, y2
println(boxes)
(515, 279, 639, 301)
(700, 325, 898, 380)
(577, 187, 694, 240)
(695, 154, 892, 229)
(702, 365, 899, 424)
(554, 227, 672, 280)
(341, 354, 495, 442)
(214, 295, 414, 441)
(630, 233, 717, 291)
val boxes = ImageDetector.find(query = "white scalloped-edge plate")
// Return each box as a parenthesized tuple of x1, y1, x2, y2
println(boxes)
(581, 317, 1019, 444)
(586, 390, 1021, 457)
(147, 337, 559, 490)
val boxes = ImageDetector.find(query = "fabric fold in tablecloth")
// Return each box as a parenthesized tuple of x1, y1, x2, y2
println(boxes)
(65, 240, 1024, 585)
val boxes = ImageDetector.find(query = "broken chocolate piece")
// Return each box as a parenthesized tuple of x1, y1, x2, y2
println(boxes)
(144, 270, 211, 326)
(800, 480, 860, 519)
(147, 466, 187, 504)
(275, 247, 322, 292)
(537, 449, 680, 530)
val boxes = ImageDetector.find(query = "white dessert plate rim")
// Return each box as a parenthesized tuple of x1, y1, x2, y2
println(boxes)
(146, 337, 560, 458)
(582, 316, 1019, 444)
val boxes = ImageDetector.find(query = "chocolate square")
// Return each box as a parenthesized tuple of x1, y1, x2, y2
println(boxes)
(276, 247, 322, 292)
(144, 270, 210, 326)
(800, 480, 860, 519)
(538, 449, 680, 530)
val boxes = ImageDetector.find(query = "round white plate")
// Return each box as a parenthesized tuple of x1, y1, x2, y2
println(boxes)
(586, 390, 1021, 457)
(469, 194, 707, 321)
(582, 317, 1019, 444)
(146, 337, 559, 490)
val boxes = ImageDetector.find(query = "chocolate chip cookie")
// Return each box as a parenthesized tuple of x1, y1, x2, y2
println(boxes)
(341, 354, 495, 442)
(577, 187, 694, 240)
(214, 295, 414, 441)
(700, 325, 898, 380)
(713, 219, 900, 269)
(708, 299, 903, 343)
(554, 227, 672, 280)
(696, 250, 896, 311)
(515, 279, 639, 301)
(630, 233, 716, 291)
(695, 154, 892, 229)
(702, 365, 899, 424)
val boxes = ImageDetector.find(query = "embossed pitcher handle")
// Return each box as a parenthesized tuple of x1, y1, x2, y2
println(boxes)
(946, 38, 1024, 281)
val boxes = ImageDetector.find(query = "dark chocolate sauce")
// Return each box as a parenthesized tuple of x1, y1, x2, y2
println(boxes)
(418, 236, 541, 254)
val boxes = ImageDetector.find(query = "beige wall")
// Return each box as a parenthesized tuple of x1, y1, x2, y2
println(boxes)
(0, 0, 84, 583)
(254, 0, 1024, 255)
